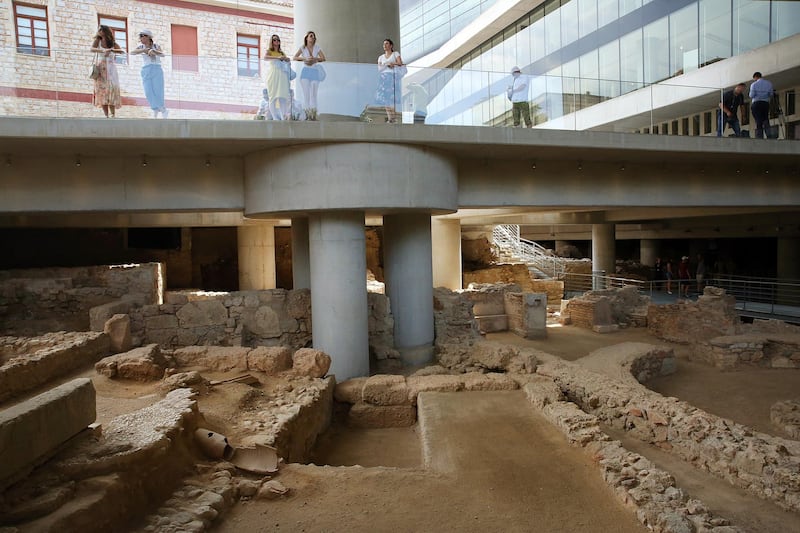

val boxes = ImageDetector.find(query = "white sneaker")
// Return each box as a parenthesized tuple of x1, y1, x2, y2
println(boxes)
(162, 109, 169, 119)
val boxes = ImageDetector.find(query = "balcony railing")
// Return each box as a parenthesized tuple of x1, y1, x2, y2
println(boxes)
(0, 45, 750, 135)
(0, 47, 736, 131)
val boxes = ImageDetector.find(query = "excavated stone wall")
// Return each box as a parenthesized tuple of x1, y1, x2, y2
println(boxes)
(564, 286, 649, 331)
(536, 357, 800, 513)
(647, 287, 739, 344)
(0, 263, 162, 333)
(0, 332, 111, 403)
(129, 289, 396, 360)
(334, 372, 523, 428)
(523, 378, 743, 533)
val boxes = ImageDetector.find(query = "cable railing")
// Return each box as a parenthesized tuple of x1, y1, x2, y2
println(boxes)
(0, 45, 739, 134)
(492, 224, 566, 279)
(564, 271, 800, 320)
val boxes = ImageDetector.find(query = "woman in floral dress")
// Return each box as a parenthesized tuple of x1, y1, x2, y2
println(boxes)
(90, 25, 123, 117)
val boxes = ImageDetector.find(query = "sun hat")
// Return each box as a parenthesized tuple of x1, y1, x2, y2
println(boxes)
(511, 66, 521, 73)
(139, 29, 154, 38)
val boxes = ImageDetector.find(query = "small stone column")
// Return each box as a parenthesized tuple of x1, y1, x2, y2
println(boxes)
(237, 223, 276, 290)
(291, 217, 310, 290)
(431, 217, 462, 290)
(384, 214, 435, 366)
(591, 223, 615, 290)
(309, 211, 369, 380)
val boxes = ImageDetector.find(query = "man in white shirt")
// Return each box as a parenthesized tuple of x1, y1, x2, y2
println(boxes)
(749, 71, 774, 139)
(507, 66, 532, 128)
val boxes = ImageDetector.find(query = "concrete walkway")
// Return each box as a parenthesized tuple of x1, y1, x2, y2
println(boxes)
(417, 390, 646, 532)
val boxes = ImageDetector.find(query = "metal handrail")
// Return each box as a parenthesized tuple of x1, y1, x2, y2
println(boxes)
(564, 272, 800, 319)
(492, 224, 566, 279)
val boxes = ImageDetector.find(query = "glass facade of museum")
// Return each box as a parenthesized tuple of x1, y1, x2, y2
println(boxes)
(405, 0, 800, 127)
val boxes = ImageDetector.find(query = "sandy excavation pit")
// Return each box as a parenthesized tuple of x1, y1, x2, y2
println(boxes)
(2, 265, 800, 532)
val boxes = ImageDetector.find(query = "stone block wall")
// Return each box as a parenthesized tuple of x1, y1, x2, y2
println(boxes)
(647, 287, 739, 343)
(0, 264, 162, 332)
(694, 334, 800, 369)
(0, 1, 293, 120)
(129, 288, 396, 358)
(564, 296, 613, 330)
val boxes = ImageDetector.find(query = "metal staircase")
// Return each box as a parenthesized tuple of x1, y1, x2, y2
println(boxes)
(491, 224, 566, 279)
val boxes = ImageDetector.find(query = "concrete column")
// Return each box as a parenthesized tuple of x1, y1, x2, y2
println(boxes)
(237, 224, 276, 290)
(431, 218, 462, 290)
(384, 214, 435, 366)
(294, 1, 400, 63)
(640, 239, 659, 268)
(777, 237, 800, 305)
(291, 217, 310, 290)
(591, 224, 615, 289)
(777, 237, 800, 280)
(309, 211, 369, 380)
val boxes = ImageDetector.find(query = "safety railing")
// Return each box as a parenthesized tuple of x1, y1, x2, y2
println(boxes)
(0, 45, 737, 134)
(492, 224, 566, 279)
(564, 272, 800, 320)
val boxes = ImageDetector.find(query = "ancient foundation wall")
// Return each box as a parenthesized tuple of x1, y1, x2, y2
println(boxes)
(647, 288, 739, 344)
(130, 289, 395, 359)
(0, 264, 162, 333)
(0, 332, 111, 404)
(536, 358, 800, 513)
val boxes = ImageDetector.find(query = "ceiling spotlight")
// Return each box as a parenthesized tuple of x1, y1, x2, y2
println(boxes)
(619, 163, 625, 171)
(75, 154, 81, 167)
(205, 157, 211, 167)
(765, 169, 769, 174)
(531, 160, 537, 170)
(577, 161, 583, 171)
(141, 154, 148, 167)
(736, 168, 741, 174)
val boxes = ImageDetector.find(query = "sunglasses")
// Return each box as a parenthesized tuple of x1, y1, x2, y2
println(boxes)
(272, 38, 280, 41)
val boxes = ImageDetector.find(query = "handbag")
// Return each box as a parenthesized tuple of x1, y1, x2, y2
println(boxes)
(315, 63, 326, 82)
(89, 54, 100, 80)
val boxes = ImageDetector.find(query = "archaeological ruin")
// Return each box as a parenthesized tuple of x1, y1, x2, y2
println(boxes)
(1, 258, 799, 532)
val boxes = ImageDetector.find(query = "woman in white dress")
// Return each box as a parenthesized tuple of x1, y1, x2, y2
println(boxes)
(376, 38, 403, 123)
(293, 31, 326, 120)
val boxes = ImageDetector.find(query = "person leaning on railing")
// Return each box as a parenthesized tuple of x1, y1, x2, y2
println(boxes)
(130, 29, 168, 119)
(90, 25, 123, 118)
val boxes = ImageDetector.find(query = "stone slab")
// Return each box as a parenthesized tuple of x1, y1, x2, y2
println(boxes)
(0, 378, 96, 490)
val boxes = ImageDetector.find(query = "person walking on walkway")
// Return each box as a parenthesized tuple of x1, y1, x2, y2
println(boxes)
(749, 72, 774, 139)
(507, 66, 532, 128)
(90, 25, 123, 118)
(678, 256, 691, 297)
(131, 29, 168, 118)
(665, 258, 674, 295)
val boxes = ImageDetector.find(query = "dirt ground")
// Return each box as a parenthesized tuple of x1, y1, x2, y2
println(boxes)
(38, 324, 800, 532)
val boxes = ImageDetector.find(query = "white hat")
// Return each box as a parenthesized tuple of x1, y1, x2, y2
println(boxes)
(511, 66, 521, 74)
(681, 256, 689, 260)
(139, 29, 153, 38)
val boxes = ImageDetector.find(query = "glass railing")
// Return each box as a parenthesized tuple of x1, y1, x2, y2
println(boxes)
(0, 45, 769, 136)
